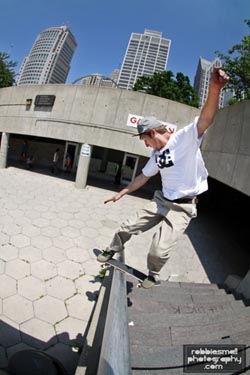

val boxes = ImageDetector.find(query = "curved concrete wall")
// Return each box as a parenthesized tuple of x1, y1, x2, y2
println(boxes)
(201, 100, 250, 196)
(0, 84, 199, 159)
(0, 85, 249, 197)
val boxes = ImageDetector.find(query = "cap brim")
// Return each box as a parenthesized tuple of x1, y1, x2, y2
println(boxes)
(132, 132, 144, 137)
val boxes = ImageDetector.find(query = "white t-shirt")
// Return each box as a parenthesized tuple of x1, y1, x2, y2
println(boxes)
(142, 117, 208, 200)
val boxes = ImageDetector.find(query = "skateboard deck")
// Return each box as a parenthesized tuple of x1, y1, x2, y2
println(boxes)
(94, 249, 147, 283)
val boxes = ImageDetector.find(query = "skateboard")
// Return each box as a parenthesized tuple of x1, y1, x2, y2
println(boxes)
(94, 249, 147, 286)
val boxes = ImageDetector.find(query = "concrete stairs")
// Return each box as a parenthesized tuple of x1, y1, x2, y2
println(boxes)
(127, 280, 250, 374)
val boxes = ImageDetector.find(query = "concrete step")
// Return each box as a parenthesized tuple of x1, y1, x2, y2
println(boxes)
(127, 281, 225, 297)
(128, 294, 245, 315)
(130, 338, 241, 375)
(129, 316, 250, 346)
(155, 280, 220, 289)
(128, 306, 250, 329)
(128, 289, 241, 312)
(129, 315, 250, 347)
(171, 315, 250, 345)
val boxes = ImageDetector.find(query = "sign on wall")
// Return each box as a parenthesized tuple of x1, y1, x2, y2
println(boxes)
(80, 144, 91, 158)
(35, 95, 56, 107)
(127, 114, 177, 134)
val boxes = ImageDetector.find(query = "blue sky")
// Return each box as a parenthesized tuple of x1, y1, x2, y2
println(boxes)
(1, 0, 249, 84)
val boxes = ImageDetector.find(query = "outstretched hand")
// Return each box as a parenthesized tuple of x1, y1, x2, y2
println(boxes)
(104, 192, 123, 204)
(211, 67, 230, 89)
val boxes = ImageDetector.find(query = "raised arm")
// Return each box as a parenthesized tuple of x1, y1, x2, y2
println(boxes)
(197, 67, 230, 138)
(104, 173, 150, 204)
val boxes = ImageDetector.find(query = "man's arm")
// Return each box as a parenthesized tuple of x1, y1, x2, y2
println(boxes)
(104, 173, 150, 204)
(197, 67, 230, 138)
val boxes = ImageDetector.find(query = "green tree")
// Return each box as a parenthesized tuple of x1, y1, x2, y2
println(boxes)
(133, 70, 199, 108)
(0, 52, 17, 88)
(215, 19, 250, 102)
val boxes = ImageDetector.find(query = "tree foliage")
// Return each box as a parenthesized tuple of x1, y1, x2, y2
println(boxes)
(215, 19, 250, 102)
(0, 52, 17, 88)
(133, 70, 199, 108)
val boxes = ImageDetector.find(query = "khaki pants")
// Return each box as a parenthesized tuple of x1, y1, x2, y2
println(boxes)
(106, 190, 197, 277)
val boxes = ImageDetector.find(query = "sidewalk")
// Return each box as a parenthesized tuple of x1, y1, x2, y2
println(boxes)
(0, 167, 248, 374)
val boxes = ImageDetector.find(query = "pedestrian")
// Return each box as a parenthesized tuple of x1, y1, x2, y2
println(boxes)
(21, 141, 28, 161)
(65, 153, 71, 172)
(26, 155, 34, 169)
(51, 148, 60, 173)
(97, 67, 230, 289)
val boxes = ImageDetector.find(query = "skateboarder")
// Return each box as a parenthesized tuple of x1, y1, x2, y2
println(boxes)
(97, 67, 229, 289)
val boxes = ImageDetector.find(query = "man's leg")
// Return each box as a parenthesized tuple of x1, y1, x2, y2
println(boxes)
(98, 197, 164, 262)
(109, 203, 163, 251)
(147, 203, 195, 278)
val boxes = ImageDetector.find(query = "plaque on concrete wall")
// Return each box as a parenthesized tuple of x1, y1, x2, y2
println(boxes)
(35, 95, 56, 107)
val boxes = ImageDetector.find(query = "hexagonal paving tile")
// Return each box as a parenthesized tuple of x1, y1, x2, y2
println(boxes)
(46, 276, 76, 300)
(20, 318, 57, 349)
(3, 295, 33, 324)
(41, 211, 58, 220)
(32, 217, 50, 228)
(0, 244, 18, 261)
(22, 224, 41, 237)
(25, 209, 41, 220)
(66, 247, 90, 263)
(34, 296, 67, 324)
(18, 276, 46, 301)
(60, 226, 81, 239)
(43, 247, 67, 264)
(50, 218, 67, 229)
(0, 275, 17, 298)
(0, 346, 7, 368)
(0, 259, 4, 274)
(74, 274, 101, 297)
(0, 316, 21, 347)
(53, 236, 74, 250)
(0, 232, 9, 246)
(40, 226, 61, 238)
(65, 294, 94, 321)
(19, 246, 42, 263)
(55, 317, 87, 345)
(10, 234, 30, 248)
(57, 260, 84, 280)
(6, 259, 30, 280)
(68, 219, 85, 229)
(81, 227, 99, 239)
(31, 235, 53, 250)
(9, 209, 24, 218)
(2, 223, 21, 236)
(31, 260, 57, 280)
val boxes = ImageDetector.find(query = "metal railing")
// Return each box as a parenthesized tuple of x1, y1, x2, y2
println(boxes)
(97, 253, 131, 375)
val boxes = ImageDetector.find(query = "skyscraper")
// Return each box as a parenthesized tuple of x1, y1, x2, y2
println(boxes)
(194, 57, 224, 108)
(16, 25, 77, 85)
(117, 29, 171, 90)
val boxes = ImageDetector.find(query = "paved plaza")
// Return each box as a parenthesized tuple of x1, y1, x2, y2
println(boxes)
(0, 167, 248, 374)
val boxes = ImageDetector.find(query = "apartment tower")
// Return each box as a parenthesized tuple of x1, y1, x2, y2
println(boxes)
(117, 29, 171, 90)
(16, 25, 77, 85)
(194, 57, 224, 108)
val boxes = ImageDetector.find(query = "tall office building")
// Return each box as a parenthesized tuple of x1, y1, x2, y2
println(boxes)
(117, 29, 171, 90)
(80, 69, 120, 88)
(16, 25, 77, 85)
(194, 57, 224, 108)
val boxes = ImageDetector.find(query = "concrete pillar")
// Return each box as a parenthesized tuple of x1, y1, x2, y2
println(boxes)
(75, 143, 92, 189)
(100, 148, 108, 172)
(0, 132, 9, 169)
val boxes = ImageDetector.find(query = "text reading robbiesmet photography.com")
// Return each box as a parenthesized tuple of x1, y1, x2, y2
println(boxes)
(183, 344, 246, 373)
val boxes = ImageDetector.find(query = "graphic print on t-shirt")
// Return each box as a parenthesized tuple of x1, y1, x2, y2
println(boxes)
(155, 149, 174, 169)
